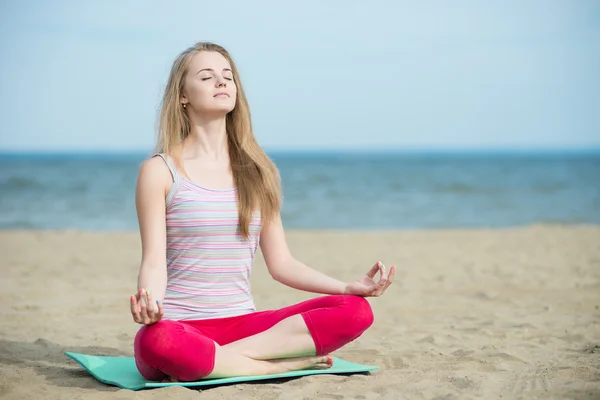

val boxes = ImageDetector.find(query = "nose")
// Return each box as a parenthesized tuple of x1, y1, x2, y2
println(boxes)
(216, 76, 227, 87)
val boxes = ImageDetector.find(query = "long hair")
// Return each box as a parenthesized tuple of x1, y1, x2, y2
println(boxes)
(154, 42, 282, 238)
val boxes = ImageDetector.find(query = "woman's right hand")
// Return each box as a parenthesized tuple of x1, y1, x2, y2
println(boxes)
(130, 288, 164, 325)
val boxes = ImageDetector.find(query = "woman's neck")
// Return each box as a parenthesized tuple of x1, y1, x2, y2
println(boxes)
(184, 116, 228, 161)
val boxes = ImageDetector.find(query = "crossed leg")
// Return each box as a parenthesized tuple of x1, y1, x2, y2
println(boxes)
(134, 295, 374, 381)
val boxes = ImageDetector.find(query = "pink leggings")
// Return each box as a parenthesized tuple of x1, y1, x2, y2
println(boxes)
(133, 294, 374, 381)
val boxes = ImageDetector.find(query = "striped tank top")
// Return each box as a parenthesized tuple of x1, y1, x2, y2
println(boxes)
(153, 153, 262, 321)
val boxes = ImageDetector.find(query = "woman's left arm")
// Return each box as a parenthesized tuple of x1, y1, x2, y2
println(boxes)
(259, 214, 395, 297)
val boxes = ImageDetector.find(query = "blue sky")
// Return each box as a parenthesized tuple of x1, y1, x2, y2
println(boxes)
(0, 1, 598, 152)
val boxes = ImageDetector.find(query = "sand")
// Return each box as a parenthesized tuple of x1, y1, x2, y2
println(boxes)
(1, 225, 599, 399)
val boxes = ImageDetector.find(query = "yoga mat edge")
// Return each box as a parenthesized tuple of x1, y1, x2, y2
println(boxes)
(65, 351, 379, 391)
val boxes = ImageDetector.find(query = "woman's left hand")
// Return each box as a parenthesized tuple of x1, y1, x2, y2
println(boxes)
(344, 261, 396, 297)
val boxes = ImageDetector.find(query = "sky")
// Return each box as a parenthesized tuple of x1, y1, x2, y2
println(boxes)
(0, 0, 598, 152)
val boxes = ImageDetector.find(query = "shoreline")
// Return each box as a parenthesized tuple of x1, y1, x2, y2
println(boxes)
(2, 221, 599, 233)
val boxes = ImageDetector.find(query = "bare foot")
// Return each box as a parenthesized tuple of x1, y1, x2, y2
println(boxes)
(160, 355, 333, 381)
(267, 355, 333, 374)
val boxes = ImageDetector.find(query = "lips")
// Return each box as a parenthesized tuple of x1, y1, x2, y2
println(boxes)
(214, 92, 229, 97)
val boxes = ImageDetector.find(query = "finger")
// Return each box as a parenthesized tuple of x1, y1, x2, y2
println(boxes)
(377, 263, 389, 285)
(132, 295, 144, 323)
(371, 266, 389, 295)
(134, 292, 143, 318)
(130, 294, 139, 311)
(367, 261, 382, 279)
(130, 295, 142, 322)
(146, 290, 156, 317)
(386, 265, 396, 286)
(139, 289, 150, 321)
(378, 266, 397, 294)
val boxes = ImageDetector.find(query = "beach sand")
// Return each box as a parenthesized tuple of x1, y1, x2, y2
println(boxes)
(1, 226, 599, 399)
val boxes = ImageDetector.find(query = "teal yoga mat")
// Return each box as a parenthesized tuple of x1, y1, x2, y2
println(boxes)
(65, 352, 379, 391)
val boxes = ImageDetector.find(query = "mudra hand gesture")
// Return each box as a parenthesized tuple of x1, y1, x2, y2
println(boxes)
(344, 261, 396, 297)
(130, 288, 164, 325)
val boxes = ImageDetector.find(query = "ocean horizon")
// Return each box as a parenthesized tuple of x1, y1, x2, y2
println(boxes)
(2, 146, 600, 157)
(1, 149, 599, 231)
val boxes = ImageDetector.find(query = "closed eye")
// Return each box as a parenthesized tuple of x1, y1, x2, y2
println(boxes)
(201, 77, 233, 81)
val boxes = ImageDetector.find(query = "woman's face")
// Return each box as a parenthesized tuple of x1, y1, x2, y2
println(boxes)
(181, 51, 237, 116)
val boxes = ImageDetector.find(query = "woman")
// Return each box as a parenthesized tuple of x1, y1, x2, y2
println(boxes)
(130, 41, 396, 382)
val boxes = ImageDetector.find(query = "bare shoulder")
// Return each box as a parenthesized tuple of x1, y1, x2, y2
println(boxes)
(136, 155, 173, 195)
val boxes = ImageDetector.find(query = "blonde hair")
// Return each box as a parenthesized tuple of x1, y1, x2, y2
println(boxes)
(154, 41, 282, 238)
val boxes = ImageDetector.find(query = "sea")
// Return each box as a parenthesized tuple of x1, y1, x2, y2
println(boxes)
(1, 151, 598, 231)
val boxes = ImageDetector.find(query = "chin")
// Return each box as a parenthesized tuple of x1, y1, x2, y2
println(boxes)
(201, 105, 235, 116)
(217, 106, 235, 115)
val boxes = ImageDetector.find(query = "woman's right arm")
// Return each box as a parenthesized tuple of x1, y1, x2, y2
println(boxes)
(133, 157, 171, 312)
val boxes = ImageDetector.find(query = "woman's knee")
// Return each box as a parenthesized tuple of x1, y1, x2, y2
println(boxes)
(135, 321, 180, 357)
(305, 295, 374, 355)
(133, 320, 216, 381)
(339, 295, 375, 334)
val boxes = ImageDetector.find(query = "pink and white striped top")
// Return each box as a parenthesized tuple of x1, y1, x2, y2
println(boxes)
(153, 153, 262, 321)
